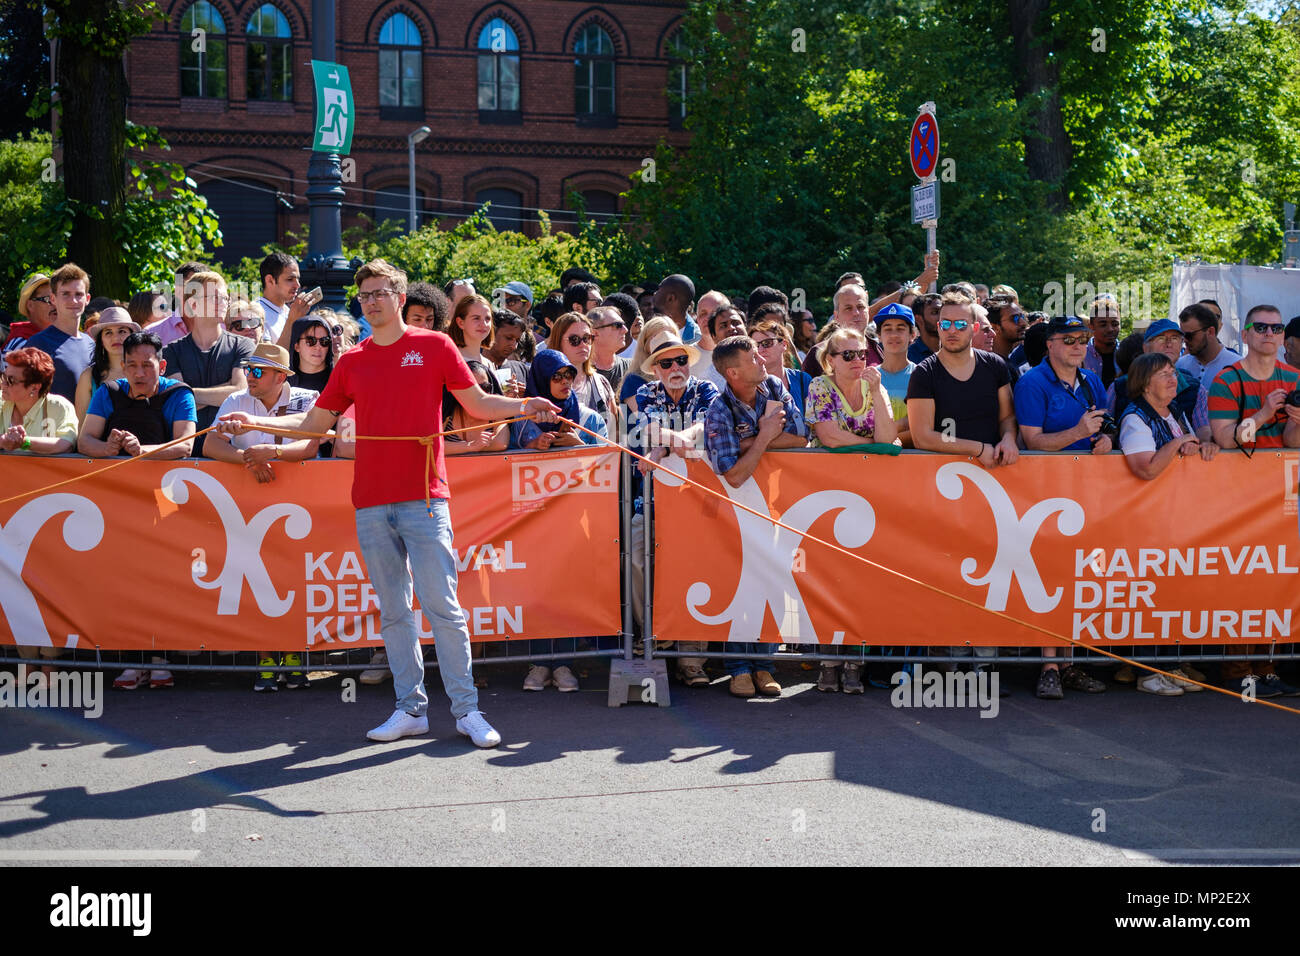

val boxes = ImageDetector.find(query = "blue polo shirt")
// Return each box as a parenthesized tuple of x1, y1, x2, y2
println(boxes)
(1013, 360, 1105, 452)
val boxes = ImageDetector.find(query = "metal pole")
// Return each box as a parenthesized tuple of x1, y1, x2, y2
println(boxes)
(642, 474, 653, 655)
(408, 137, 417, 233)
(302, 0, 353, 311)
(620, 451, 634, 661)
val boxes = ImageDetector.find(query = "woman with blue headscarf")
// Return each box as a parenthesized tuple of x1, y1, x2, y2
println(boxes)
(514, 349, 608, 694)
(514, 348, 607, 450)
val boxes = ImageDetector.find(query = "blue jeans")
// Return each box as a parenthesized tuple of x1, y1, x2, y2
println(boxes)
(354, 499, 479, 719)
(725, 642, 776, 677)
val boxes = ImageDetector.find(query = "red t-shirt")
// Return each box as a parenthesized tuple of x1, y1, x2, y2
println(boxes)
(316, 328, 476, 509)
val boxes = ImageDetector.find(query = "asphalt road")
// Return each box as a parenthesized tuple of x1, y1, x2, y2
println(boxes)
(1, 659, 1297, 867)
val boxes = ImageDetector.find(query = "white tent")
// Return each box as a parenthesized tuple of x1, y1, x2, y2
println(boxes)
(1169, 261, 1300, 352)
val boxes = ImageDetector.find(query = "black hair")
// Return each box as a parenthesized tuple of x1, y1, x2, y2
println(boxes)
(1022, 321, 1050, 367)
(658, 274, 696, 307)
(874, 280, 902, 299)
(1178, 302, 1220, 331)
(288, 316, 334, 377)
(1115, 331, 1146, 376)
(561, 267, 599, 287)
(404, 281, 450, 329)
(563, 282, 600, 313)
(746, 285, 787, 320)
(601, 292, 640, 327)
(747, 302, 788, 330)
(122, 331, 164, 359)
(259, 252, 297, 286)
(1287, 316, 1300, 340)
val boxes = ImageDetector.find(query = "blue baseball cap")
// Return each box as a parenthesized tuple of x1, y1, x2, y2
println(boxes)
(1143, 318, 1183, 342)
(874, 302, 915, 327)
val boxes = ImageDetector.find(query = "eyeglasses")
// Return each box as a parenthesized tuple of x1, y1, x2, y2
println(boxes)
(550, 369, 577, 383)
(832, 349, 871, 361)
(0, 373, 27, 387)
(566, 334, 595, 347)
(938, 319, 970, 331)
(357, 289, 396, 304)
(300, 334, 330, 347)
(1056, 335, 1090, 346)
(1250, 323, 1285, 336)
(754, 337, 780, 350)
(656, 355, 690, 370)
(595, 322, 626, 332)
(30, 295, 51, 305)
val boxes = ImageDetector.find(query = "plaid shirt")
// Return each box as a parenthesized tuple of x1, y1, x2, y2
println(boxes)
(704, 374, 805, 475)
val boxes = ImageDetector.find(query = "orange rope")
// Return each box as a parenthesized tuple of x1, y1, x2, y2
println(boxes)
(560, 417, 1300, 716)
(3, 411, 1295, 714)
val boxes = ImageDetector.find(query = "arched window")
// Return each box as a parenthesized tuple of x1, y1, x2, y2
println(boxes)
(379, 13, 422, 112)
(477, 17, 520, 116)
(667, 30, 688, 128)
(246, 4, 292, 101)
(573, 23, 614, 124)
(475, 187, 523, 233)
(180, 1, 228, 99)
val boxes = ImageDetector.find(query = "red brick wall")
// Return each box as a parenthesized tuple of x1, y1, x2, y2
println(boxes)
(126, 0, 690, 259)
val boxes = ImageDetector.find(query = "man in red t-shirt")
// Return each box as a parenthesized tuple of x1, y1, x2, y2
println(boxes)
(220, 259, 559, 746)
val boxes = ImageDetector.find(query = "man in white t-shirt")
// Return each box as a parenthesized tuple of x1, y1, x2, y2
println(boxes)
(256, 252, 312, 342)
(205, 342, 320, 481)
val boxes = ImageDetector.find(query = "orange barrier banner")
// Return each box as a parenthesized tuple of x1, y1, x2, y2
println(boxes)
(652, 450, 1300, 647)
(0, 449, 621, 652)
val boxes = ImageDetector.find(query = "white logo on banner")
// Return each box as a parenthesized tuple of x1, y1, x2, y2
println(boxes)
(935, 462, 1085, 612)
(160, 468, 311, 615)
(0, 495, 104, 647)
(655, 455, 875, 642)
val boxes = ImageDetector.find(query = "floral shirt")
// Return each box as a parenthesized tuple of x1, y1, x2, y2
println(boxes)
(806, 375, 879, 448)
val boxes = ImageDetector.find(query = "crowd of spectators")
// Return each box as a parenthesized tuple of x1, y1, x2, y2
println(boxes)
(3, 252, 1295, 702)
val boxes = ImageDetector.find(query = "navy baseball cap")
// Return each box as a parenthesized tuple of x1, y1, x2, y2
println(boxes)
(874, 302, 915, 327)
(1045, 315, 1088, 337)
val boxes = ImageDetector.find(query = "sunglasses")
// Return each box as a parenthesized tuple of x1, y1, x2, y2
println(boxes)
(656, 355, 690, 370)
(1250, 323, 1285, 335)
(550, 369, 577, 382)
(595, 322, 627, 332)
(227, 317, 261, 331)
(244, 366, 269, 379)
(300, 334, 330, 347)
(832, 349, 871, 361)
(754, 337, 780, 350)
(566, 333, 595, 347)
(938, 319, 970, 331)
(1056, 335, 1090, 346)
(30, 295, 51, 305)
(0, 373, 27, 387)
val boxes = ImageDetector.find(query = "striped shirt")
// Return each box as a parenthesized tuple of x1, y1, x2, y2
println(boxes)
(1206, 361, 1300, 448)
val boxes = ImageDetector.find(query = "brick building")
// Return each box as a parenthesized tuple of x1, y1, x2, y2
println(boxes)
(126, 0, 690, 265)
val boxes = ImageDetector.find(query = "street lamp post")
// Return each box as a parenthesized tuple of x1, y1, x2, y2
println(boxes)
(408, 126, 430, 234)
(301, 0, 357, 311)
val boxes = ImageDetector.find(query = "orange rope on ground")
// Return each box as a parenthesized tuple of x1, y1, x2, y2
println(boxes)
(3, 410, 1295, 714)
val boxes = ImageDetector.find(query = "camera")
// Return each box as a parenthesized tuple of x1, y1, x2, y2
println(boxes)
(1286, 390, 1300, 408)
(331, 324, 344, 337)
(1098, 413, 1119, 439)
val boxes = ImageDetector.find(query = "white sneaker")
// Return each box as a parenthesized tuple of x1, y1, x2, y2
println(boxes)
(1137, 673, 1183, 696)
(366, 709, 429, 742)
(522, 665, 550, 691)
(552, 666, 580, 693)
(359, 650, 391, 685)
(456, 711, 502, 748)
(1166, 667, 1204, 692)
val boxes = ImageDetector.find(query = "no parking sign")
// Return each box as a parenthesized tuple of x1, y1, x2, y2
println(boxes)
(909, 110, 939, 180)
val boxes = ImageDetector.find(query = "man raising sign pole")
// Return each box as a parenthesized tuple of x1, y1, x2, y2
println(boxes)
(220, 259, 560, 746)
